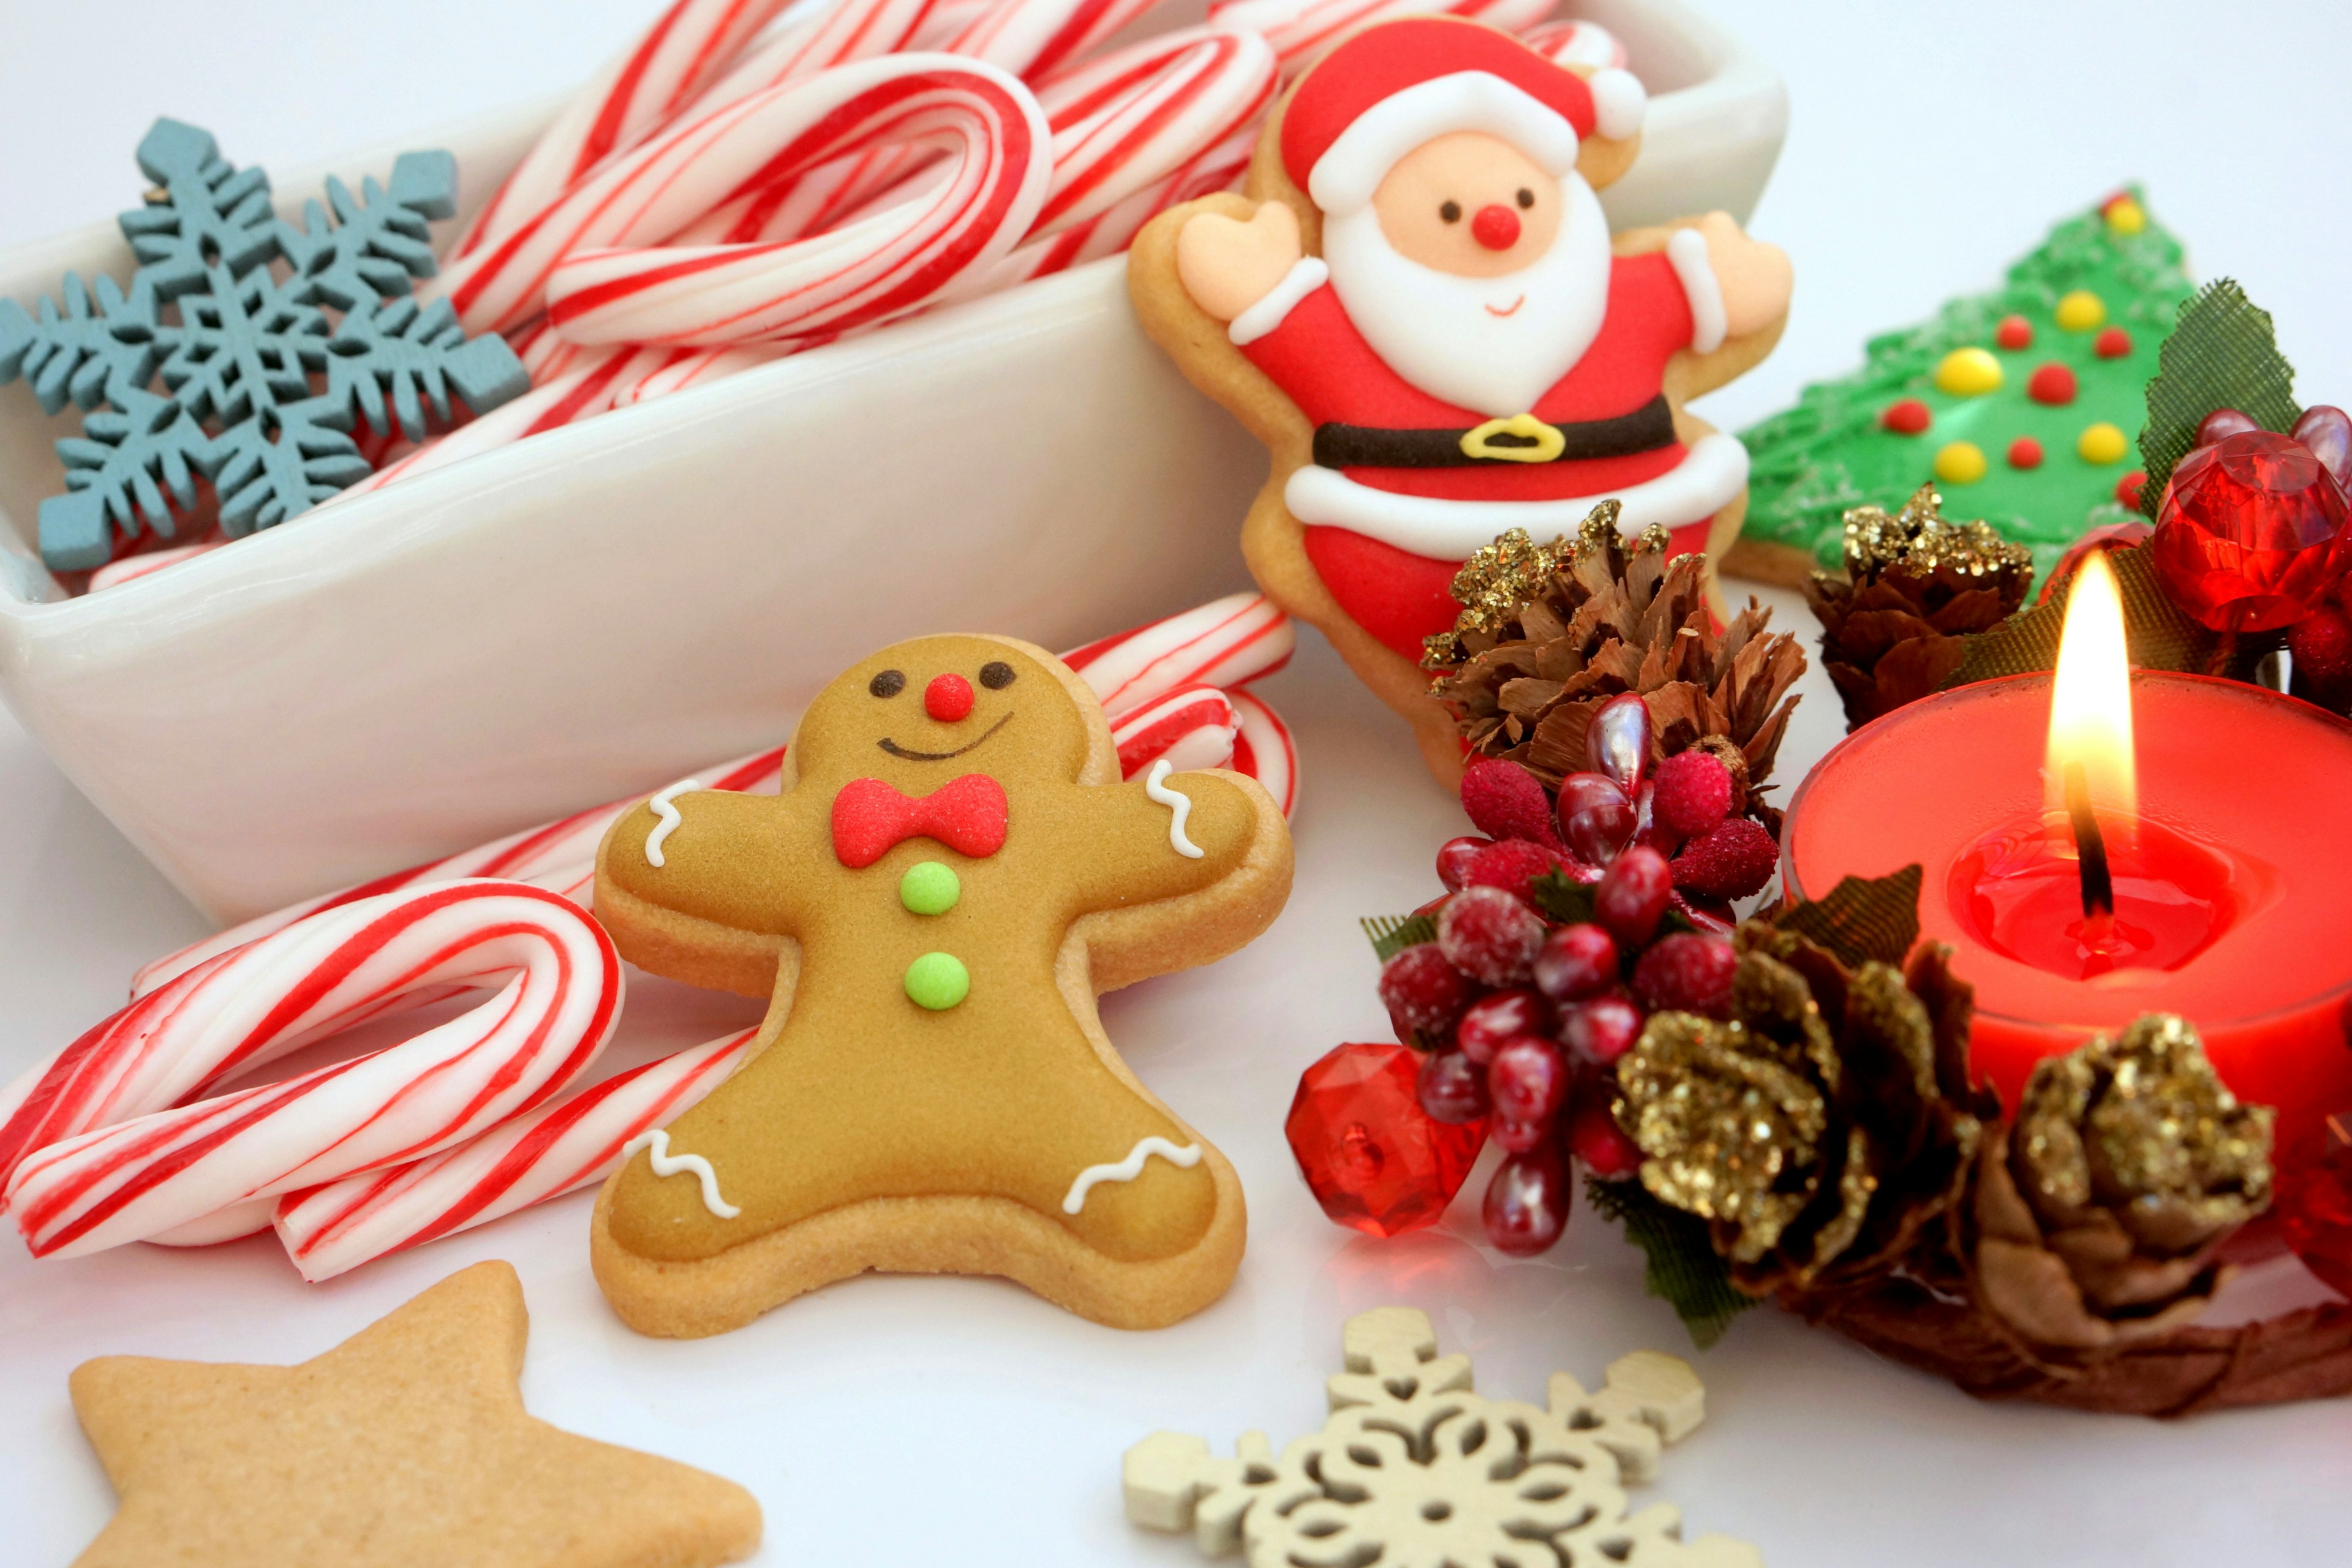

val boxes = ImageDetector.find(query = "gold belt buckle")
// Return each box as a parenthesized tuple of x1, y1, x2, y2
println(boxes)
(1459, 413, 1566, 464)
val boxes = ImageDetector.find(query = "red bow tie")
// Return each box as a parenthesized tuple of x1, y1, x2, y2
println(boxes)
(831, 774, 1009, 868)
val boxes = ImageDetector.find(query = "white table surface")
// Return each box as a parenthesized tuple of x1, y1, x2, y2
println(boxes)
(4, 2, 2350, 1564)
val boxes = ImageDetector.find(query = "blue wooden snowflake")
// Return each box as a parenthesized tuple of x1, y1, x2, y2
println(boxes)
(0, 118, 529, 572)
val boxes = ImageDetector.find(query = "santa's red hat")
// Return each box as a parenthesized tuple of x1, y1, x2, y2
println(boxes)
(1280, 17, 1646, 216)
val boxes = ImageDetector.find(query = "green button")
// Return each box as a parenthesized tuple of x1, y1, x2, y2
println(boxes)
(904, 951, 970, 1011)
(899, 860, 960, 916)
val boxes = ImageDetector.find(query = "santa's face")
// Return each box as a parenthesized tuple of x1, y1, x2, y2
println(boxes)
(1321, 130, 1610, 418)
(1370, 132, 1562, 277)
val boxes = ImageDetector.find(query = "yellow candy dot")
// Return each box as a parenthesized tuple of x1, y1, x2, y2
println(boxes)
(2105, 197, 2147, 235)
(2077, 422, 2128, 464)
(1933, 441, 1987, 484)
(1933, 347, 2003, 397)
(2056, 290, 2106, 332)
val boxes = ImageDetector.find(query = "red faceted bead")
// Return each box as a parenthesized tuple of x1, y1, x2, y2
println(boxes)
(1287, 1042, 1486, 1238)
(2151, 431, 2352, 631)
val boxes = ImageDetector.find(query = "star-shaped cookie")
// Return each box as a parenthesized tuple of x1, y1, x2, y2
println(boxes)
(67, 1260, 761, 1567)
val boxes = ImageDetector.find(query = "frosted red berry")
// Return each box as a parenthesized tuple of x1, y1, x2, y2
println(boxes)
(1463, 838, 1560, 903)
(1632, 933, 1738, 1017)
(1534, 922, 1619, 1003)
(1594, 846, 1672, 947)
(1438, 886, 1548, 987)
(1671, 818, 1778, 902)
(1559, 994, 1644, 1067)
(1650, 750, 1732, 838)
(1456, 987, 1553, 1063)
(1287, 1042, 1485, 1237)
(1483, 1146, 1571, 1254)
(1460, 758, 1562, 849)
(1378, 944, 1474, 1042)
(1416, 1048, 1491, 1125)
(1566, 1085, 1643, 1179)
(1488, 1036, 1568, 1125)
(1436, 835, 1490, 892)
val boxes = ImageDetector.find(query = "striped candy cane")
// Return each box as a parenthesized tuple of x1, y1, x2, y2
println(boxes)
(1062, 589, 1295, 714)
(1228, 686, 1297, 816)
(2, 881, 624, 1258)
(1206, 0, 1553, 74)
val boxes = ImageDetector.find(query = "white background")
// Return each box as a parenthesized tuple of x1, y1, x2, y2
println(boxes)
(3, 2, 2351, 1564)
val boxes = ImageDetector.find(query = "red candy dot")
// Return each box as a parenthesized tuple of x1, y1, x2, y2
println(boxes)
(2094, 325, 2132, 359)
(1994, 314, 2033, 350)
(2007, 436, 2044, 469)
(1882, 398, 1932, 434)
(2116, 469, 2149, 508)
(924, 673, 975, 722)
(2027, 363, 2078, 405)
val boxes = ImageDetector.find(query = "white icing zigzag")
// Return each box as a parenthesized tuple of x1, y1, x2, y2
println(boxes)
(1061, 1136, 1202, 1215)
(644, 777, 702, 867)
(1144, 760, 1204, 859)
(622, 1128, 741, 1218)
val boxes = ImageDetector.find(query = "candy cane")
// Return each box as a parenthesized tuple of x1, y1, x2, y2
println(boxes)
(1227, 686, 1297, 814)
(1109, 683, 1239, 775)
(1205, 0, 1552, 74)
(532, 57, 1052, 347)
(943, 0, 1172, 80)
(1062, 589, 1294, 715)
(2, 881, 624, 1258)
(1521, 17, 1628, 70)
(274, 1024, 755, 1281)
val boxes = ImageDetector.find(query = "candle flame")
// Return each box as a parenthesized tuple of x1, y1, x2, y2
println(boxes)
(2046, 549, 2136, 827)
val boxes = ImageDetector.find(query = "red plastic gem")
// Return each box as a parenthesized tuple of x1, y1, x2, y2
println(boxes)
(1994, 314, 2033, 350)
(2278, 1117, 2352, 1299)
(2026, 363, 2077, 405)
(1286, 1042, 1485, 1237)
(1881, 398, 1931, 435)
(2007, 435, 2044, 469)
(2094, 325, 2132, 358)
(2150, 430, 2352, 631)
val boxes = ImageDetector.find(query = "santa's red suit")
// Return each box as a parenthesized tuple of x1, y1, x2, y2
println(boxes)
(1231, 18, 1747, 659)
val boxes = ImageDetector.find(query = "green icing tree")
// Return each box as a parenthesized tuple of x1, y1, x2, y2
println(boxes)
(1736, 190, 2195, 581)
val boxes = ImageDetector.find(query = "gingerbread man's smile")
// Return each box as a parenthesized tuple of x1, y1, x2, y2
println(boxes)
(878, 712, 1013, 761)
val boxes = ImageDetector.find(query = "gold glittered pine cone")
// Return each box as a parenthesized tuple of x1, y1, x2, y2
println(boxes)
(1972, 1015, 2275, 1355)
(1615, 923, 1994, 1298)
(1804, 486, 2034, 733)
(1424, 505, 1806, 827)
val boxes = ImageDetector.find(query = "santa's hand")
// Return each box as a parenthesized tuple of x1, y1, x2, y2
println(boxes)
(1690, 211, 1793, 341)
(1176, 202, 1305, 324)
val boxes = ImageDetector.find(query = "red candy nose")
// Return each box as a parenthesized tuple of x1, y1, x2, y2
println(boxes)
(924, 673, 976, 722)
(1471, 204, 1521, 251)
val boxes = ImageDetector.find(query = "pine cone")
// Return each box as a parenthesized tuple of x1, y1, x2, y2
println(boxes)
(1972, 1015, 2274, 1354)
(1805, 486, 2034, 732)
(1424, 505, 1806, 829)
(1613, 924, 1994, 1297)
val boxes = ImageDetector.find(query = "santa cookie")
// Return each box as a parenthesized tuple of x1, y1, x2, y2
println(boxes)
(1129, 17, 1792, 785)
(589, 635, 1292, 1336)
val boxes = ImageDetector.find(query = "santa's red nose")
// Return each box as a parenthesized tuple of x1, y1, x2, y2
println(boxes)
(1470, 204, 1521, 251)
(925, 673, 975, 722)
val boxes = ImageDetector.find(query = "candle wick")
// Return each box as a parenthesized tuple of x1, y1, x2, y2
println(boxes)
(2064, 760, 2115, 920)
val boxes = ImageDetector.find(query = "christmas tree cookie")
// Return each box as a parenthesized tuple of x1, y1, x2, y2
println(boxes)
(1725, 190, 2194, 586)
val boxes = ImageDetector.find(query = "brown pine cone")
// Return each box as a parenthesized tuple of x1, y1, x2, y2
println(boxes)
(1806, 485, 2034, 732)
(1613, 924, 1996, 1297)
(1423, 505, 1806, 828)
(1972, 1015, 2274, 1354)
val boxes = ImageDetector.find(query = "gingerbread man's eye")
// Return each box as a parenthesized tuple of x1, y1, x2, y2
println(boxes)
(1439, 201, 1461, 224)
(869, 669, 906, 698)
(978, 661, 1016, 690)
(1515, 187, 1535, 210)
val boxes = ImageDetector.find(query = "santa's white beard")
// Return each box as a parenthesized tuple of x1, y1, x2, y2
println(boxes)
(1321, 172, 1612, 418)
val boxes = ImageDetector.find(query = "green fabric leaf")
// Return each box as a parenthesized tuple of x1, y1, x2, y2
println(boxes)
(2137, 279, 2300, 518)
(1774, 864, 1923, 968)
(1362, 914, 1437, 964)
(1585, 1176, 1760, 1349)
(1527, 869, 1597, 925)
(1944, 541, 2267, 685)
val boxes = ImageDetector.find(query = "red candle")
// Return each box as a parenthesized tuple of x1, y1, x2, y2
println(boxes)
(1784, 571, 2352, 1156)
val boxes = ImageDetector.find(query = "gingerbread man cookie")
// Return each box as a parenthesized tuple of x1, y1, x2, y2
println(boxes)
(1128, 17, 1792, 788)
(590, 635, 1292, 1336)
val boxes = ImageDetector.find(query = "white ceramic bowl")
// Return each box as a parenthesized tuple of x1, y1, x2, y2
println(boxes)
(0, 0, 1785, 924)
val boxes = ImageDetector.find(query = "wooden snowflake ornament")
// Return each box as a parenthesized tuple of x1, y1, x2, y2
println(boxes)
(1123, 1306, 1758, 1568)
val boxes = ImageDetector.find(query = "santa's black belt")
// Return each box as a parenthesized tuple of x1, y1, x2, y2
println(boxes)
(1311, 394, 1675, 470)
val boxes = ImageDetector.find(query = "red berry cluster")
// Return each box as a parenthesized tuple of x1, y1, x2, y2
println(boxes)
(1376, 695, 1767, 1257)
